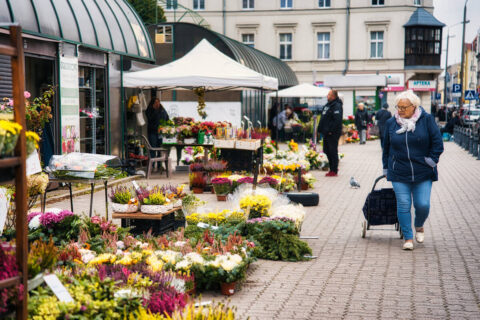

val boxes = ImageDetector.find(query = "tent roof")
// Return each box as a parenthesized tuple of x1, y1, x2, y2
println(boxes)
(123, 39, 278, 90)
(0, 0, 154, 61)
(268, 83, 331, 98)
(404, 8, 445, 28)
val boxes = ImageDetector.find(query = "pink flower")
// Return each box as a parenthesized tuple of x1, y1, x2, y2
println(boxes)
(109, 225, 117, 233)
(91, 216, 101, 224)
(7, 99, 13, 107)
(23, 91, 31, 99)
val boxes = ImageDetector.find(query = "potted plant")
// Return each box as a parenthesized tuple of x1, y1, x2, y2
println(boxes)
(211, 177, 232, 201)
(239, 194, 272, 219)
(258, 176, 279, 189)
(189, 163, 206, 194)
(109, 186, 139, 213)
(137, 186, 171, 214)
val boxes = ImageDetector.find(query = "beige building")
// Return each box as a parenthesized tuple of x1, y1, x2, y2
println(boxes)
(162, 0, 444, 115)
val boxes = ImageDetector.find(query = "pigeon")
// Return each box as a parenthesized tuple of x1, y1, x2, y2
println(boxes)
(350, 177, 360, 188)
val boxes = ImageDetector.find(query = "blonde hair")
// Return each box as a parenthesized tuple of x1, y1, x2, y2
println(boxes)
(395, 90, 421, 108)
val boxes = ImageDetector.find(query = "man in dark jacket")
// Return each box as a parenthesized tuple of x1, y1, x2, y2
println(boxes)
(355, 103, 369, 144)
(375, 103, 392, 148)
(318, 89, 343, 176)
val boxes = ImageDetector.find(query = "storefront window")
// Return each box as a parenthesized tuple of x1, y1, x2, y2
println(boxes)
(79, 66, 107, 154)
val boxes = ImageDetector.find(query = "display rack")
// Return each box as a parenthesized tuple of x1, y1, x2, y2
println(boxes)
(0, 24, 28, 320)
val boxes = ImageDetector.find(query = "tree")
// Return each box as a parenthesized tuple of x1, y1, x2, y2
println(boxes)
(127, 0, 166, 25)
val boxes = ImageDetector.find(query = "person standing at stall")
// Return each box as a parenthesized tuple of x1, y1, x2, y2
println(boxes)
(355, 103, 369, 144)
(318, 90, 343, 177)
(375, 103, 392, 148)
(145, 97, 169, 156)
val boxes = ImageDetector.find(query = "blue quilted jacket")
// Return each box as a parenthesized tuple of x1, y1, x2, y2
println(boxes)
(382, 108, 444, 183)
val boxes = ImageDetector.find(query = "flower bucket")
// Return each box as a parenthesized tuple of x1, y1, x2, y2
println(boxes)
(111, 203, 138, 213)
(184, 138, 196, 144)
(192, 187, 204, 194)
(301, 183, 309, 191)
(198, 131, 205, 144)
(220, 282, 236, 296)
(216, 194, 227, 201)
(141, 205, 171, 214)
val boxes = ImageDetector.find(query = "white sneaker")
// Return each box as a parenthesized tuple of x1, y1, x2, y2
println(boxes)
(415, 232, 425, 243)
(403, 242, 414, 250)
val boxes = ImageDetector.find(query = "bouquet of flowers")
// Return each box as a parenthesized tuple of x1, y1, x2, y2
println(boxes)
(0, 120, 22, 157)
(211, 177, 232, 197)
(240, 194, 272, 219)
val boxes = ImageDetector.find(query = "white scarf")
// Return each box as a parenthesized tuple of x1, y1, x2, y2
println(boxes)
(394, 107, 421, 134)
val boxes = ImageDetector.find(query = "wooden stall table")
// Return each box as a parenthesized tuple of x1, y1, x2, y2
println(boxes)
(112, 206, 182, 235)
(43, 176, 112, 220)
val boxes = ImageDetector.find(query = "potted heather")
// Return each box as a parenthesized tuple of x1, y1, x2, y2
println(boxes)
(137, 186, 171, 214)
(211, 177, 232, 201)
(205, 160, 228, 192)
(258, 176, 279, 189)
(189, 163, 206, 194)
(109, 186, 138, 213)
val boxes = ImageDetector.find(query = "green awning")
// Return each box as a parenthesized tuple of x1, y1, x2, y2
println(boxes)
(0, 0, 155, 61)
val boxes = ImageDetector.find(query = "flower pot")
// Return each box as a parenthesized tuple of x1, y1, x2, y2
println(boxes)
(141, 205, 171, 214)
(216, 194, 227, 201)
(220, 282, 236, 296)
(111, 202, 139, 213)
(192, 187, 204, 194)
(301, 183, 309, 191)
(184, 138, 196, 144)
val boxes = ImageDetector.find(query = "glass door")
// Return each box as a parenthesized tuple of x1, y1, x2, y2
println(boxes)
(79, 66, 107, 154)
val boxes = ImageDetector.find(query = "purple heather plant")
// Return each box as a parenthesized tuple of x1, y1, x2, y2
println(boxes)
(189, 162, 205, 172)
(146, 291, 186, 316)
(204, 160, 227, 172)
(38, 210, 74, 228)
(237, 177, 254, 184)
(246, 216, 295, 224)
(258, 176, 279, 186)
(211, 177, 232, 185)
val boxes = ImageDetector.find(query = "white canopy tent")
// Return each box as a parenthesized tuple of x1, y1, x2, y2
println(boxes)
(267, 83, 343, 98)
(123, 39, 278, 91)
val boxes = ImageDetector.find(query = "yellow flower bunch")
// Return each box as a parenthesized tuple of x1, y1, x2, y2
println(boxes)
(288, 139, 298, 152)
(0, 120, 22, 135)
(186, 209, 245, 225)
(240, 194, 272, 219)
(146, 254, 164, 272)
(88, 253, 116, 266)
(116, 255, 134, 266)
(26, 130, 40, 150)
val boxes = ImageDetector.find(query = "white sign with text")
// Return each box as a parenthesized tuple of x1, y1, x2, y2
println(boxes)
(162, 101, 242, 127)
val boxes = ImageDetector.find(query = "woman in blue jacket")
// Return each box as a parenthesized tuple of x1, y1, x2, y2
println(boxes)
(382, 90, 444, 250)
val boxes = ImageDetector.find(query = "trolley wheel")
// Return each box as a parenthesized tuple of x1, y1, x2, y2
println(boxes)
(361, 221, 367, 238)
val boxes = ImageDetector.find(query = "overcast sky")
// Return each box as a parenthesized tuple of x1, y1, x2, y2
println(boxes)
(433, 0, 480, 68)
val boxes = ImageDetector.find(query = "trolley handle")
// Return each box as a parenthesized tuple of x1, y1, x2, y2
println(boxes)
(371, 175, 386, 192)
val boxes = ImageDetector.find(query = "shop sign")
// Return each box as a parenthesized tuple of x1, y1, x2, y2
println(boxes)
(60, 56, 80, 154)
(382, 73, 405, 92)
(408, 80, 436, 92)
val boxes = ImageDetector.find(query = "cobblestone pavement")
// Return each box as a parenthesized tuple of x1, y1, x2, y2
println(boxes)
(49, 141, 480, 319)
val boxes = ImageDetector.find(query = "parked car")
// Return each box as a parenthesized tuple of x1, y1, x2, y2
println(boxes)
(462, 108, 480, 125)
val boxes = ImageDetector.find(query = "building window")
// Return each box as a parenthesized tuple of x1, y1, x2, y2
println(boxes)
(414, 0, 421, 5)
(281, 0, 293, 9)
(166, 0, 178, 10)
(155, 26, 173, 43)
(243, 0, 254, 9)
(372, 0, 384, 5)
(405, 27, 442, 66)
(317, 32, 330, 59)
(318, 0, 330, 8)
(279, 33, 292, 60)
(193, 0, 205, 10)
(370, 31, 384, 58)
(242, 34, 255, 48)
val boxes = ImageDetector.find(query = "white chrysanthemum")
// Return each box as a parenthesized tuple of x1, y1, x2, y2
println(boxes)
(175, 259, 191, 270)
(28, 215, 40, 229)
(184, 252, 204, 264)
(220, 259, 239, 271)
(116, 241, 125, 249)
(174, 241, 186, 248)
(114, 289, 140, 299)
(170, 278, 186, 293)
(79, 249, 96, 264)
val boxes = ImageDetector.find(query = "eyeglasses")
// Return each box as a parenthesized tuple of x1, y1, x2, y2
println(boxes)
(395, 105, 414, 111)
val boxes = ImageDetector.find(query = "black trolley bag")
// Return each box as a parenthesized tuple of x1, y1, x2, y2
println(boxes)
(361, 175, 402, 238)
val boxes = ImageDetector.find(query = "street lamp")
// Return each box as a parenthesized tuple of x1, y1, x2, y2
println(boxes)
(444, 32, 455, 106)
(459, 0, 470, 105)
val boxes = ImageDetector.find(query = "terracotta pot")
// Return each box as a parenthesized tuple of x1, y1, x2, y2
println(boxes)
(192, 187, 204, 194)
(301, 183, 309, 191)
(220, 282, 236, 296)
(216, 194, 227, 201)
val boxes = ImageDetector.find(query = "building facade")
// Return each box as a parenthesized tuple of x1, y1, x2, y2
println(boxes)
(162, 0, 444, 115)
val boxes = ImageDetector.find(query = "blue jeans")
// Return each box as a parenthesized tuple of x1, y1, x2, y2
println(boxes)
(392, 180, 433, 240)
